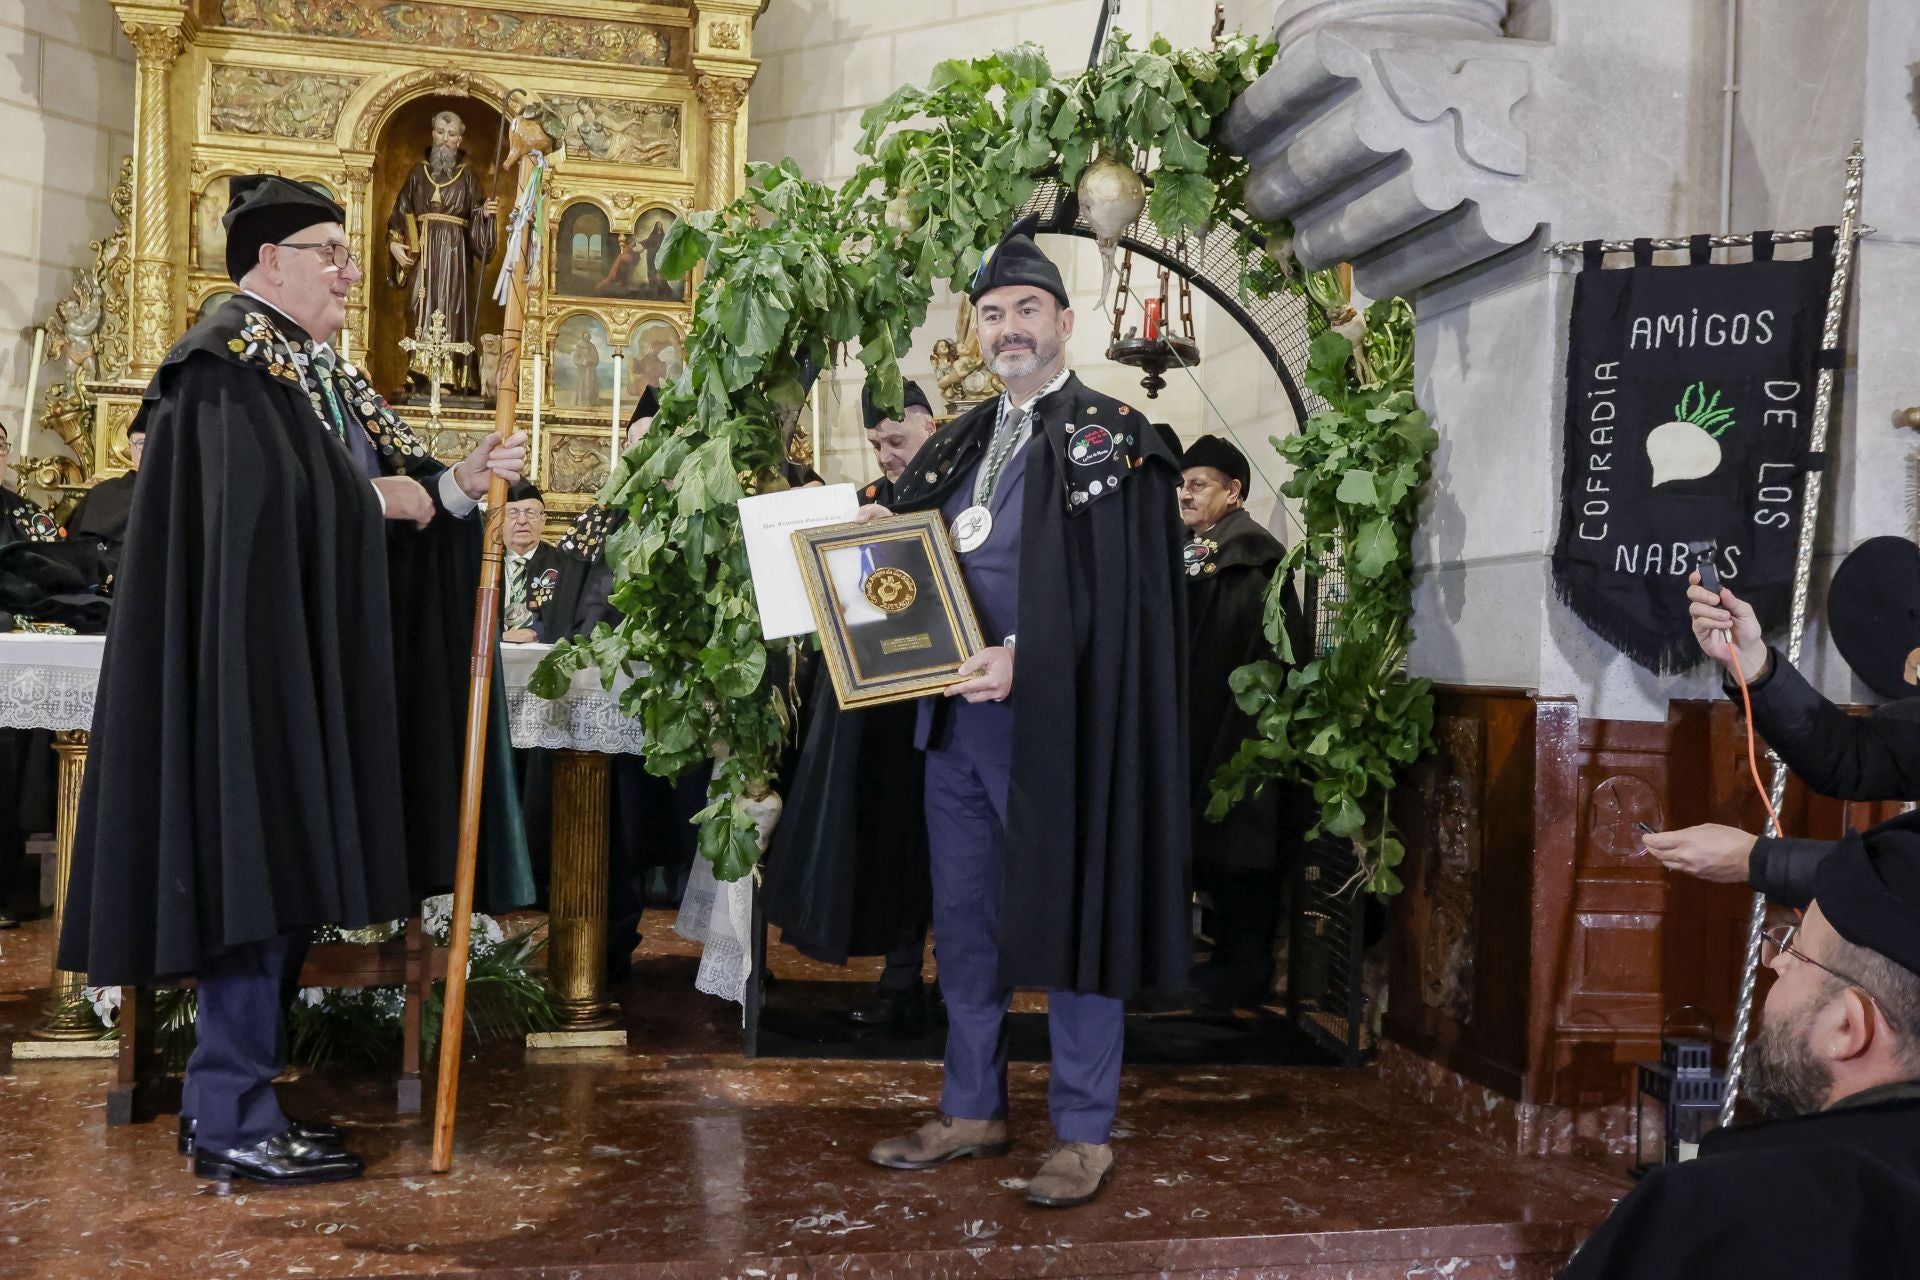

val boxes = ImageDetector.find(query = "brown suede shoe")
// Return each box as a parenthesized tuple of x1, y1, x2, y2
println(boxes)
(1024, 1141, 1114, 1208)
(868, 1114, 1011, 1170)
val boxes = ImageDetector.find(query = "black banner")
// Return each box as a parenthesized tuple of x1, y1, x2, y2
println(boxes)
(1551, 234, 1836, 674)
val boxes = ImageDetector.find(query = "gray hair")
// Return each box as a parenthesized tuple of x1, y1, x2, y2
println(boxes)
(431, 111, 466, 135)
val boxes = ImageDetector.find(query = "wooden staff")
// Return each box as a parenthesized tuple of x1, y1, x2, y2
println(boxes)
(431, 107, 555, 1174)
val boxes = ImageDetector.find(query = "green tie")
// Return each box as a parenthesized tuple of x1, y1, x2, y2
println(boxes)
(308, 347, 349, 442)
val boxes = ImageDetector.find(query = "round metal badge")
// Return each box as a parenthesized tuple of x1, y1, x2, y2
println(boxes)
(863, 566, 917, 614)
(951, 504, 993, 553)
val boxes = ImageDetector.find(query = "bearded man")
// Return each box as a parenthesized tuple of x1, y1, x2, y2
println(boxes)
(1560, 820, 1920, 1277)
(388, 110, 496, 394)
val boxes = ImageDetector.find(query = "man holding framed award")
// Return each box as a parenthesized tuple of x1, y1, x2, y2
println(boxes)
(811, 217, 1190, 1208)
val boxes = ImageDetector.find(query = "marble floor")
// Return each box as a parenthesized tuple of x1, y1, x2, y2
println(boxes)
(0, 913, 1627, 1279)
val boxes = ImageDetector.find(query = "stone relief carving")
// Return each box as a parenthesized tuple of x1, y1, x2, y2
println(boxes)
(543, 95, 682, 168)
(210, 65, 363, 141)
(708, 20, 744, 51)
(1375, 51, 1528, 177)
(219, 1, 674, 69)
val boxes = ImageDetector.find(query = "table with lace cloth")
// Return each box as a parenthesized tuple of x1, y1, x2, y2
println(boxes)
(0, 635, 754, 1017)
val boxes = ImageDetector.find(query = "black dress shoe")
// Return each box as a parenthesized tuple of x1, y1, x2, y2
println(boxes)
(848, 985, 928, 1035)
(193, 1127, 365, 1186)
(0, 910, 18, 930)
(179, 1115, 347, 1157)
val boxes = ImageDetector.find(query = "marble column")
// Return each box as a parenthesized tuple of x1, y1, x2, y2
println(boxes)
(1272, 0, 1507, 50)
(120, 19, 186, 380)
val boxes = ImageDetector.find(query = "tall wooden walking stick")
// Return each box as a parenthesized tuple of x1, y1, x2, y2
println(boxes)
(431, 102, 555, 1174)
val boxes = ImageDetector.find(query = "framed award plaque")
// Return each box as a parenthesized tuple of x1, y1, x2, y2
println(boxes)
(792, 511, 986, 709)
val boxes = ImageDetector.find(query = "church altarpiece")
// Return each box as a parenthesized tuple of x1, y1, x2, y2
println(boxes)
(24, 0, 764, 526)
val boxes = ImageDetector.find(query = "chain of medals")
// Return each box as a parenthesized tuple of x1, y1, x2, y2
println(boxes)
(951, 366, 1070, 555)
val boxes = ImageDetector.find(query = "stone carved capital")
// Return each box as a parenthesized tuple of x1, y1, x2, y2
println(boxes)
(1227, 23, 1546, 298)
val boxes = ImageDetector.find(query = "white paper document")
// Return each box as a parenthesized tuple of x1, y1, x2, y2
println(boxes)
(738, 483, 860, 640)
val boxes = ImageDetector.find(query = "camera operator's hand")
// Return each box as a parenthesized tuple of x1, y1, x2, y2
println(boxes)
(1688, 572, 1769, 680)
(1641, 823, 1757, 884)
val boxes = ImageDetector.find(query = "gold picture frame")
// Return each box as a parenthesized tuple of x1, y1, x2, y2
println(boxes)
(793, 511, 986, 709)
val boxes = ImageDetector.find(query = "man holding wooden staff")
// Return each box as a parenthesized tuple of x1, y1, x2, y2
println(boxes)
(57, 176, 526, 1188)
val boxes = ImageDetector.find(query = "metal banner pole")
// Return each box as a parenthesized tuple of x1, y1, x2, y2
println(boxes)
(1719, 141, 1866, 1124)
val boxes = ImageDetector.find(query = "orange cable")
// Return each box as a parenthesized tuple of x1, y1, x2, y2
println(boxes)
(1727, 641, 1784, 836)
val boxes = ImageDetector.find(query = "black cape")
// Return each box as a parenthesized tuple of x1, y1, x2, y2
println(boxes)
(1560, 1082, 1920, 1278)
(64, 470, 138, 577)
(766, 474, 931, 966)
(789, 374, 1191, 997)
(59, 298, 528, 984)
(1185, 507, 1303, 876)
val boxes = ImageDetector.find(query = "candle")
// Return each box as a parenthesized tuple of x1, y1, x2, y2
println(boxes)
(20, 328, 44, 459)
(611, 353, 624, 465)
(530, 352, 544, 483)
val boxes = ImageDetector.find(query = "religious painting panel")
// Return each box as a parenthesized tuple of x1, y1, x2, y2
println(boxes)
(216, 1, 678, 69)
(193, 175, 232, 274)
(545, 96, 683, 169)
(555, 202, 616, 298)
(624, 319, 686, 398)
(551, 313, 614, 412)
(622, 209, 685, 302)
(209, 65, 363, 141)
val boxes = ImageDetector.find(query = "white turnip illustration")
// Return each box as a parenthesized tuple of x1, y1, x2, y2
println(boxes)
(1646, 381, 1736, 487)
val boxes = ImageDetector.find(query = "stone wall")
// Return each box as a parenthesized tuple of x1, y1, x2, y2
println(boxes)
(0, 3, 134, 458)
(747, 0, 1305, 536)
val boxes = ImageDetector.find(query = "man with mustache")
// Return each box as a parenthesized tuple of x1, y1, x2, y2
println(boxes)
(1178, 435, 1306, 1011)
(849, 218, 1190, 1208)
(388, 110, 496, 395)
(1559, 821, 1920, 1277)
(59, 176, 528, 1188)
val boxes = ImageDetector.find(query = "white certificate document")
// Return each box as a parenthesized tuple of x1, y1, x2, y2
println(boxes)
(738, 483, 861, 640)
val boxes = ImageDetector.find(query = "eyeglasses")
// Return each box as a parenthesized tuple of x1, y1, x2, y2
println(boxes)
(277, 241, 359, 270)
(1762, 922, 1898, 1030)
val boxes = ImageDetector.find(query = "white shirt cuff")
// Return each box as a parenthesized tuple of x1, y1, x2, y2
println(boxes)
(370, 481, 386, 515)
(438, 468, 479, 518)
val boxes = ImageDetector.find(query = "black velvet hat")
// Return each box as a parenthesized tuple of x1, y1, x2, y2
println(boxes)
(624, 384, 661, 430)
(1181, 433, 1251, 495)
(0, 540, 111, 633)
(1829, 536, 1920, 701)
(1814, 823, 1920, 980)
(861, 378, 932, 431)
(1152, 423, 1184, 464)
(969, 214, 1069, 309)
(222, 175, 347, 284)
(506, 479, 544, 505)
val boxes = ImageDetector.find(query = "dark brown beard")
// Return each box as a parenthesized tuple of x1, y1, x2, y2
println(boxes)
(1745, 1004, 1836, 1118)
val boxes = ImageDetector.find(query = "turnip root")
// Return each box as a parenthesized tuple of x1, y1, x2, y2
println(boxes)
(1078, 154, 1145, 310)
(1646, 381, 1735, 487)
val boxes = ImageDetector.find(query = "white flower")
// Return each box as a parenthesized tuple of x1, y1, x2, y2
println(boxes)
(421, 894, 454, 939)
(298, 987, 327, 1007)
(479, 914, 506, 947)
(84, 985, 123, 1028)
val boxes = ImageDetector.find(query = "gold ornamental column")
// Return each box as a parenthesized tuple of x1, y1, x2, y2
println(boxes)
(543, 750, 620, 1031)
(38, 732, 97, 1038)
(692, 1, 761, 210)
(692, 72, 752, 210)
(118, 10, 189, 380)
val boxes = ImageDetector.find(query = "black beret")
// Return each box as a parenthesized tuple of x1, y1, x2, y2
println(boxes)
(1830, 536, 1920, 701)
(1152, 423, 1183, 465)
(625, 384, 660, 429)
(1181, 433, 1250, 494)
(1814, 822, 1920, 981)
(506, 479, 544, 505)
(861, 378, 932, 431)
(222, 175, 347, 284)
(969, 214, 1069, 309)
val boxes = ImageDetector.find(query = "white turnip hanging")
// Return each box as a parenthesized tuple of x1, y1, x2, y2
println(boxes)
(1078, 153, 1145, 310)
(1646, 381, 1736, 487)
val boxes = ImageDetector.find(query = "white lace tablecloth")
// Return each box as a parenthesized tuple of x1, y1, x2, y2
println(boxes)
(0, 634, 646, 757)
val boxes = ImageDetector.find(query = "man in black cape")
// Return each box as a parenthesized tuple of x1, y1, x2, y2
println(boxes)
(852, 218, 1189, 1207)
(63, 419, 143, 578)
(57, 176, 528, 1187)
(1561, 820, 1920, 1277)
(1178, 434, 1305, 1010)
(766, 378, 941, 1033)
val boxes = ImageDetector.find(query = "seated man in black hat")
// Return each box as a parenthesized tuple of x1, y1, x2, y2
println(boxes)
(1644, 540, 1920, 904)
(1561, 819, 1920, 1277)
(1179, 434, 1306, 1010)
(57, 175, 527, 1189)
(498, 479, 574, 644)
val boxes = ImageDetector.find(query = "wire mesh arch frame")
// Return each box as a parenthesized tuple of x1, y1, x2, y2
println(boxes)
(1014, 179, 1324, 425)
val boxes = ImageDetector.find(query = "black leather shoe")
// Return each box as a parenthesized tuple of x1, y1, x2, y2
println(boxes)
(0, 910, 18, 930)
(179, 1115, 347, 1157)
(848, 985, 928, 1035)
(193, 1127, 365, 1186)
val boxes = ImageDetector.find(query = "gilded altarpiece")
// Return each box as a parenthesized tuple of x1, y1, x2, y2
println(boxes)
(29, 0, 761, 522)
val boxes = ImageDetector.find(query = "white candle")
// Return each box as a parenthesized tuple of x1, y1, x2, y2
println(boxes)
(611, 353, 624, 464)
(20, 328, 44, 458)
(530, 352, 544, 483)
(338, 328, 350, 363)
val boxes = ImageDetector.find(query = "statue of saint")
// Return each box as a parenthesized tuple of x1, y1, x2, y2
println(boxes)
(387, 111, 496, 394)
